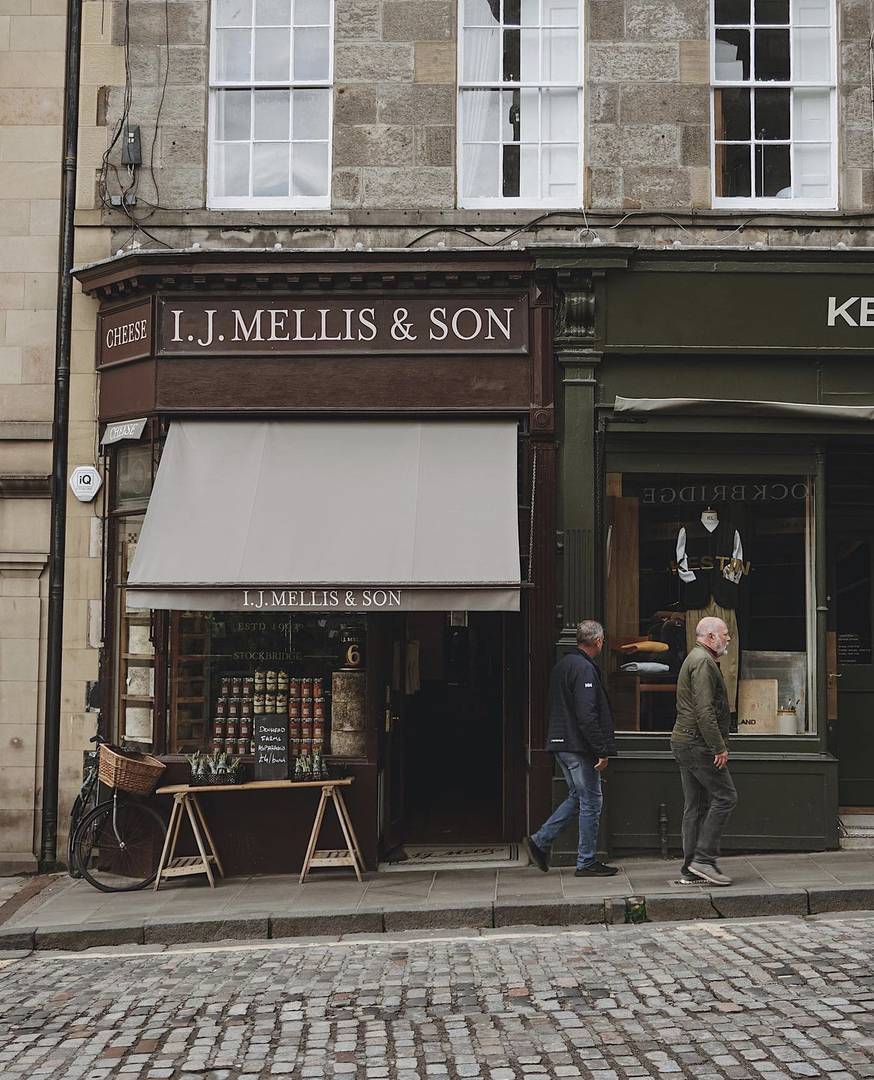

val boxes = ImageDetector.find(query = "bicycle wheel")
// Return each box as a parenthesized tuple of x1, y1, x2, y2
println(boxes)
(67, 794, 85, 878)
(73, 799, 167, 892)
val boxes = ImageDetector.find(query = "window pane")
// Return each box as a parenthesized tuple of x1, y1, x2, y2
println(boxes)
(754, 0, 788, 23)
(213, 142, 250, 196)
(792, 0, 831, 26)
(794, 142, 831, 198)
(254, 27, 290, 80)
(793, 27, 832, 81)
(216, 28, 252, 81)
(541, 88, 578, 141)
(836, 541, 872, 666)
(215, 89, 251, 140)
(292, 88, 329, 139)
(504, 0, 521, 25)
(463, 142, 500, 197)
(292, 141, 329, 195)
(519, 27, 539, 80)
(541, 143, 577, 199)
(542, 29, 579, 81)
(253, 89, 290, 139)
(716, 142, 752, 196)
(755, 142, 791, 195)
(293, 26, 330, 79)
(216, 0, 251, 26)
(754, 28, 790, 80)
(715, 87, 751, 140)
(502, 143, 520, 197)
(503, 27, 520, 81)
(501, 88, 521, 141)
(462, 89, 501, 142)
(543, 0, 578, 26)
(793, 87, 830, 141)
(463, 0, 499, 25)
(715, 0, 750, 23)
(605, 473, 812, 735)
(519, 142, 539, 199)
(296, 0, 330, 23)
(253, 141, 289, 196)
(255, 0, 289, 23)
(520, 0, 539, 25)
(463, 28, 501, 81)
(755, 88, 789, 139)
(715, 30, 750, 80)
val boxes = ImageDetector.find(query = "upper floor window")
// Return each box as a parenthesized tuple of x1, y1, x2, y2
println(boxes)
(208, 0, 333, 209)
(458, 0, 583, 209)
(712, 0, 836, 209)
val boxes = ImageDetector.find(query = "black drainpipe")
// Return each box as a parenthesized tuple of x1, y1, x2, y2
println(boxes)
(39, 0, 84, 872)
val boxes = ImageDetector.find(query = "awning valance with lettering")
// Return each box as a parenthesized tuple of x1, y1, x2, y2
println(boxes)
(126, 420, 521, 612)
(614, 396, 874, 422)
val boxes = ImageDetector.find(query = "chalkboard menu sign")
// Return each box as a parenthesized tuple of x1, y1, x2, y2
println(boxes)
(253, 714, 289, 780)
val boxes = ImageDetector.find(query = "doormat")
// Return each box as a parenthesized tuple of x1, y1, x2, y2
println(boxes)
(379, 843, 522, 872)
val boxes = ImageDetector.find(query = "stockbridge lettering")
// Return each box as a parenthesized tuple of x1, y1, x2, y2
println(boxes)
(159, 297, 528, 356)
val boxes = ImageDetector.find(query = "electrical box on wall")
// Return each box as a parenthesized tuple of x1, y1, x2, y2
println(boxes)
(121, 124, 141, 165)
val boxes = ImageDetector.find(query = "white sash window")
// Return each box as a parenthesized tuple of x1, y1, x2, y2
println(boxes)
(458, 0, 583, 209)
(712, 0, 836, 209)
(208, 0, 333, 209)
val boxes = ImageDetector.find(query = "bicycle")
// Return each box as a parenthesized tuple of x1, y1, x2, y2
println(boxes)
(69, 736, 168, 893)
(67, 735, 104, 878)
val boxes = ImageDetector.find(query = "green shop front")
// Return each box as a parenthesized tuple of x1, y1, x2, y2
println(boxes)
(548, 247, 874, 855)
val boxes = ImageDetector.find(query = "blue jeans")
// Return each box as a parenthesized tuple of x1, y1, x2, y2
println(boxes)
(532, 752, 602, 870)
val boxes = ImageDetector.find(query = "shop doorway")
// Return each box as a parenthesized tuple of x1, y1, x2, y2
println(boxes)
(834, 534, 874, 807)
(379, 612, 519, 855)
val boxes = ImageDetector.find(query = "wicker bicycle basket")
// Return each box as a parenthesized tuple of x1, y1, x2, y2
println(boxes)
(98, 744, 166, 795)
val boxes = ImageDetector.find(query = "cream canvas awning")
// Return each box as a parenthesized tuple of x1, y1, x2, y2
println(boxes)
(126, 420, 521, 612)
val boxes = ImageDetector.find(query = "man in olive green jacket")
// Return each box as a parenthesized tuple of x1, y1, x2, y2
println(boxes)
(671, 616, 738, 886)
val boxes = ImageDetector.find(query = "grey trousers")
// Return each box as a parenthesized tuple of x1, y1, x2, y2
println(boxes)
(671, 740, 738, 867)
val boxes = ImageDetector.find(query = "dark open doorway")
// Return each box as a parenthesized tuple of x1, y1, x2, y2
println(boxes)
(380, 611, 516, 850)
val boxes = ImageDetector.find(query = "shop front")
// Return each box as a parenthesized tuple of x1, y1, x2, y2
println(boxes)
(78, 251, 558, 874)
(548, 246, 874, 856)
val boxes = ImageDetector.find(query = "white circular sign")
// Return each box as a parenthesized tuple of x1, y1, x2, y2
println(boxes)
(69, 466, 103, 502)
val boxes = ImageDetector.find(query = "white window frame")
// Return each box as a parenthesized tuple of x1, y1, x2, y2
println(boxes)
(710, 0, 837, 210)
(457, 0, 584, 210)
(207, 0, 334, 210)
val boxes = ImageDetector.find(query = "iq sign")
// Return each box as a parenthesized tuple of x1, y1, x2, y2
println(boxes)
(69, 466, 103, 503)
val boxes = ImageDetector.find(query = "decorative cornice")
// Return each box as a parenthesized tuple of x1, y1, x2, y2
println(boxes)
(72, 249, 537, 300)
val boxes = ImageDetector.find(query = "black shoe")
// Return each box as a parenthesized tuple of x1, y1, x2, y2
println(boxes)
(677, 871, 705, 886)
(575, 861, 619, 877)
(525, 836, 550, 873)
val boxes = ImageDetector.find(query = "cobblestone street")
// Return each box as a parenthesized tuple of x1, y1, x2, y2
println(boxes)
(1, 915, 874, 1080)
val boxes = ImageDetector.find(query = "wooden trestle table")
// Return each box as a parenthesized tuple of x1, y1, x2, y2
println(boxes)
(153, 776, 363, 888)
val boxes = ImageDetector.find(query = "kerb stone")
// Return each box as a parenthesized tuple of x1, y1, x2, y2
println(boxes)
(807, 885, 874, 914)
(35, 920, 145, 951)
(143, 915, 268, 945)
(710, 889, 808, 919)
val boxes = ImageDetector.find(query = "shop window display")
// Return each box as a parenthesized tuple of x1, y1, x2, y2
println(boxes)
(605, 473, 813, 735)
(168, 612, 365, 757)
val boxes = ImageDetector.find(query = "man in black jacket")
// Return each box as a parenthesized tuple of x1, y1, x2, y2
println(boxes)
(525, 620, 619, 877)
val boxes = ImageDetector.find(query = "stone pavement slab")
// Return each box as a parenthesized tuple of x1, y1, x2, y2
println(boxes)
(2, 850, 874, 950)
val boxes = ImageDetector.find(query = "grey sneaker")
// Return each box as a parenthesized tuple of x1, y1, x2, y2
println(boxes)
(687, 860, 732, 886)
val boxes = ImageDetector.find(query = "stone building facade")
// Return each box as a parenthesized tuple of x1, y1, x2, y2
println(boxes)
(3, 0, 873, 868)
